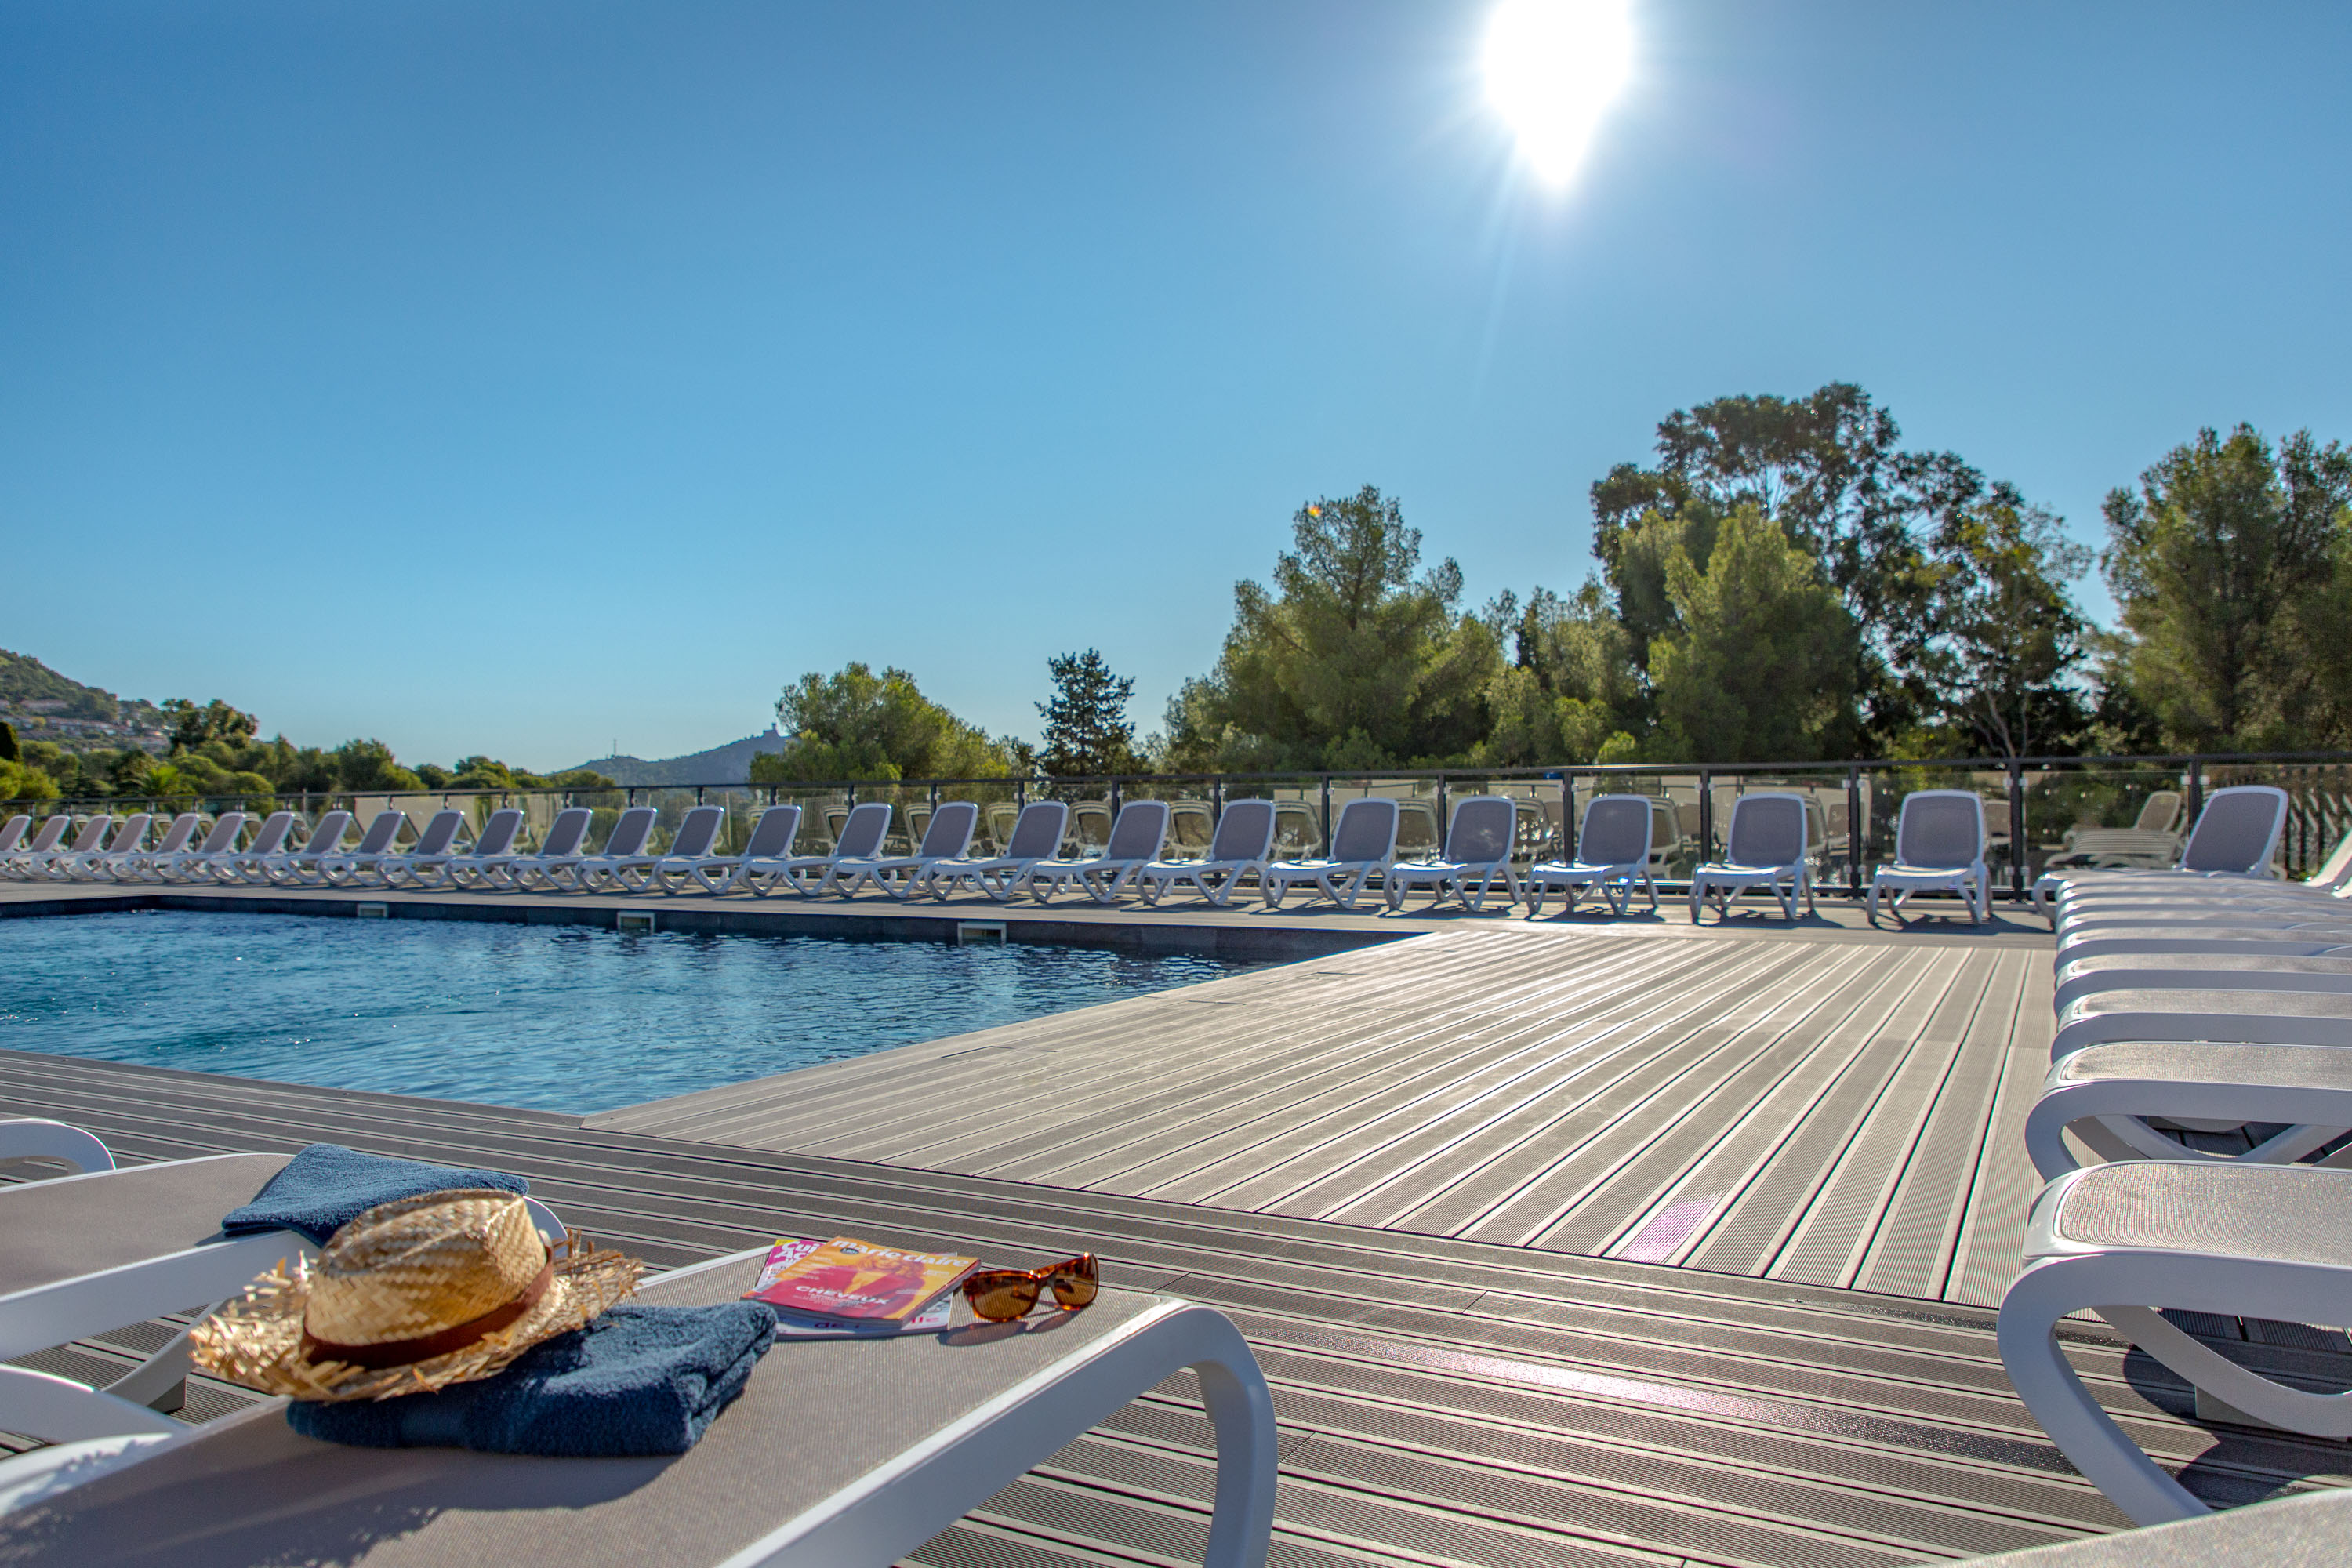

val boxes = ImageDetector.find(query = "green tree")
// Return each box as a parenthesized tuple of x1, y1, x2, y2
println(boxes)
(330, 739, 423, 792)
(1646, 508, 1860, 762)
(1475, 581, 1644, 764)
(161, 699, 258, 754)
(1164, 486, 1501, 769)
(1036, 651, 1139, 776)
(2101, 426, 2352, 750)
(751, 663, 1014, 782)
(1922, 493, 2094, 758)
(0, 720, 16, 764)
(0, 758, 59, 802)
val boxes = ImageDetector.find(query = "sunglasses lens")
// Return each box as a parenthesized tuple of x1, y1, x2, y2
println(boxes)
(1047, 1255, 1099, 1310)
(964, 1276, 1044, 1322)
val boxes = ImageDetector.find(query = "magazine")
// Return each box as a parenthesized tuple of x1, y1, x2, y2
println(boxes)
(745, 1235, 978, 1334)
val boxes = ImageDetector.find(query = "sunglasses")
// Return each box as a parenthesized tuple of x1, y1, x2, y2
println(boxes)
(960, 1253, 1099, 1322)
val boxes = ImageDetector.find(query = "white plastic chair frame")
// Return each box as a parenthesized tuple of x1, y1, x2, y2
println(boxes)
(2, 816, 71, 880)
(925, 800, 1070, 902)
(506, 807, 597, 892)
(1383, 796, 1522, 913)
(830, 802, 980, 900)
(742, 801, 891, 897)
(1526, 794, 1657, 917)
(378, 810, 470, 890)
(0, 816, 28, 867)
(688, 804, 802, 895)
(2031, 784, 2292, 920)
(572, 807, 662, 893)
(649, 805, 731, 894)
(214, 811, 296, 884)
(302, 811, 395, 887)
(445, 808, 530, 891)
(1263, 797, 1399, 911)
(63, 815, 149, 883)
(112, 814, 198, 884)
(1689, 793, 1814, 922)
(1029, 800, 1172, 905)
(1138, 800, 1276, 908)
(1866, 789, 1990, 924)
(154, 814, 248, 884)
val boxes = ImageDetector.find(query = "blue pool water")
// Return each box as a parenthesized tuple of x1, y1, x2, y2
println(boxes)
(0, 912, 1256, 1113)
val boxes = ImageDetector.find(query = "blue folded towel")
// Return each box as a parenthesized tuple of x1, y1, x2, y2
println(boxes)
(287, 1302, 779, 1457)
(222, 1143, 530, 1245)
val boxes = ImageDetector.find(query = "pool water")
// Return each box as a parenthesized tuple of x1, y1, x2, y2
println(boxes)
(0, 912, 1257, 1114)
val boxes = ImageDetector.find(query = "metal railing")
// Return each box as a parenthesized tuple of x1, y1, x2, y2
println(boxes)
(12, 750, 2352, 902)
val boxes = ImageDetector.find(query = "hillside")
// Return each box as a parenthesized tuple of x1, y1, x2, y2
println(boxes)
(566, 730, 790, 786)
(0, 649, 165, 740)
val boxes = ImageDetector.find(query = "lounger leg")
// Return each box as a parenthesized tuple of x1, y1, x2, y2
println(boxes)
(1193, 1336, 1280, 1568)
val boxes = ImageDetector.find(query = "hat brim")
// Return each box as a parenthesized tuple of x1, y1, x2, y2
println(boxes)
(191, 1243, 641, 1403)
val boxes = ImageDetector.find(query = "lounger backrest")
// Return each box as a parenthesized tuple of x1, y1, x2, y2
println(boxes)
(1102, 799, 1171, 861)
(410, 811, 466, 858)
(1894, 790, 1984, 871)
(152, 814, 201, 855)
(668, 805, 724, 859)
(2305, 827, 2352, 891)
(537, 808, 594, 858)
(600, 806, 659, 858)
(245, 811, 295, 855)
(295, 811, 354, 855)
(66, 816, 112, 854)
(104, 815, 152, 853)
(473, 808, 526, 858)
(25, 817, 70, 854)
(0, 815, 27, 855)
(2180, 785, 2289, 873)
(2133, 790, 2184, 834)
(831, 802, 892, 860)
(919, 801, 979, 858)
(1443, 797, 1516, 864)
(350, 811, 405, 855)
(1327, 797, 1400, 863)
(194, 814, 246, 854)
(1725, 793, 1807, 868)
(1001, 801, 1068, 859)
(1208, 799, 1277, 862)
(740, 804, 800, 858)
(1578, 795, 1653, 866)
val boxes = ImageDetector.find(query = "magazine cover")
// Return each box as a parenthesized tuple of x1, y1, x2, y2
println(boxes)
(745, 1235, 978, 1323)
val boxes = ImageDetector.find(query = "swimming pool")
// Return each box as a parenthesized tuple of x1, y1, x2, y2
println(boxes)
(0, 911, 1258, 1113)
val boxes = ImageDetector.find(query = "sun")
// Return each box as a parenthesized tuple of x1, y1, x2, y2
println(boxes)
(1483, 0, 1634, 187)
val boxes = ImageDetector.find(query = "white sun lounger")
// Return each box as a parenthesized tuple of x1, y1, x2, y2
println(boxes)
(2051, 986, 2352, 1062)
(260, 818, 355, 888)
(570, 806, 662, 893)
(215, 811, 296, 884)
(827, 801, 978, 900)
(741, 801, 891, 897)
(62, 816, 149, 883)
(2, 815, 71, 879)
(1526, 794, 1656, 917)
(1139, 799, 1275, 908)
(1384, 796, 1521, 913)
(153, 813, 248, 884)
(646, 805, 730, 893)
(0, 815, 27, 864)
(375, 811, 470, 890)
(1262, 797, 1398, 911)
(24, 815, 108, 881)
(1998, 1160, 2352, 1526)
(1867, 789, 1991, 924)
(111, 813, 198, 884)
(925, 800, 1069, 902)
(2025, 1041, 2352, 1174)
(1030, 800, 1173, 905)
(684, 804, 802, 895)
(445, 808, 529, 890)
(2032, 785, 2291, 920)
(2053, 950, 2352, 1012)
(2055, 827, 2352, 923)
(0, 1245, 1278, 1568)
(1690, 793, 1814, 922)
(504, 807, 596, 892)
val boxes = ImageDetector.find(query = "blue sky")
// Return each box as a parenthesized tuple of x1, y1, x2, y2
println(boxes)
(3, 2, 2347, 769)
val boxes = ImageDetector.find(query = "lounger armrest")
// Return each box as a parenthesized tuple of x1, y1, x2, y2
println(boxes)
(2024, 1042, 2352, 1177)
(0, 1231, 308, 1362)
(0, 1121, 114, 1174)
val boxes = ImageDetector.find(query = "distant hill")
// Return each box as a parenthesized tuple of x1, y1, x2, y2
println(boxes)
(566, 730, 790, 786)
(0, 649, 165, 737)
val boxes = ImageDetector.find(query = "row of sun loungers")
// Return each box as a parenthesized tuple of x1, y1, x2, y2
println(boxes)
(1996, 784, 2352, 1526)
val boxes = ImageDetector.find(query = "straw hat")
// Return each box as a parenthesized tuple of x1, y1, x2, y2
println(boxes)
(191, 1189, 641, 1403)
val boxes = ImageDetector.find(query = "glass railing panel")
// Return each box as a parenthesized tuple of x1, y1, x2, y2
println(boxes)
(2016, 760, 2187, 880)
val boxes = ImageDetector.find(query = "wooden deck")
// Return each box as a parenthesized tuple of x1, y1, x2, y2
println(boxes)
(2, 884, 2347, 1564)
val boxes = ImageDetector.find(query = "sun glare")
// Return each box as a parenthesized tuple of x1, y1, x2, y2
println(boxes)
(1483, 0, 1633, 187)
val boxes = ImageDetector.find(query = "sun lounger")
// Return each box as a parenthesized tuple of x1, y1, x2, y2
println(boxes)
(1867, 789, 1991, 924)
(629, 804, 726, 893)
(829, 801, 979, 899)
(571, 806, 662, 893)
(2056, 826, 2352, 920)
(2024, 1040, 2352, 1174)
(2050, 986, 2352, 1062)
(216, 811, 297, 884)
(0, 1119, 116, 1176)
(1139, 799, 1276, 908)
(2032, 784, 2291, 919)
(1383, 796, 1521, 913)
(23, 815, 107, 880)
(376, 810, 470, 890)
(313, 818, 414, 888)
(111, 813, 198, 884)
(924, 800, 1069, 902)
(505, 807, 597, 892)
(1030, 799, 1173, 905)
(153, 813, 249, 884)
(1262, 797, 1398, 910)
(2, 815, 71, 879)
(0, 1243, 1279, 1568)
(741, 800, 891, 897)
(2053, 950, 2352, 1011)
(1998, 1160, 2352, 1525)
(1690, 793, 1814, 921)
(0, 815, 27, 863)
(61, 815, 147, 882)
(1526, 794, 1656, 917)
(444, 808, 529, 890)
(683, 804, 802, 895)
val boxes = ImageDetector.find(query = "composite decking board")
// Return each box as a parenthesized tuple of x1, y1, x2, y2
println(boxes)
(1946, 964, 2060, 1309)
(1518, 945, 1944, 1255)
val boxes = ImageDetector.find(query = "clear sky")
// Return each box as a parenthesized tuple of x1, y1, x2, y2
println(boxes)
(4, 2, 2347, 769)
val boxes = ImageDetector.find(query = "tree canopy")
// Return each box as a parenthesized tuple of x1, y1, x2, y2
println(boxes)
(751, 662, 1014, 782)
(1036, 650, 1139, 776)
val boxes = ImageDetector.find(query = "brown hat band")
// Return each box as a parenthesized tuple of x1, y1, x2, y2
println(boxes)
(301, 1257, 555, 1370)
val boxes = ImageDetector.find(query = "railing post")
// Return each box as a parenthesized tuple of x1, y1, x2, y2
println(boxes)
(2007, 760, 2027, 901)
(1697, 769, 1712, 866)
(1211, 776, 1222, 825)
(1435, 776, 1449, 841)
(2185, 757, 2203, 826)
(1846, 765, 1864, 898)
(1110, 776, 1123, 815)
(695, 786, 704, 805)
(1319, 776, 1332, 848)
